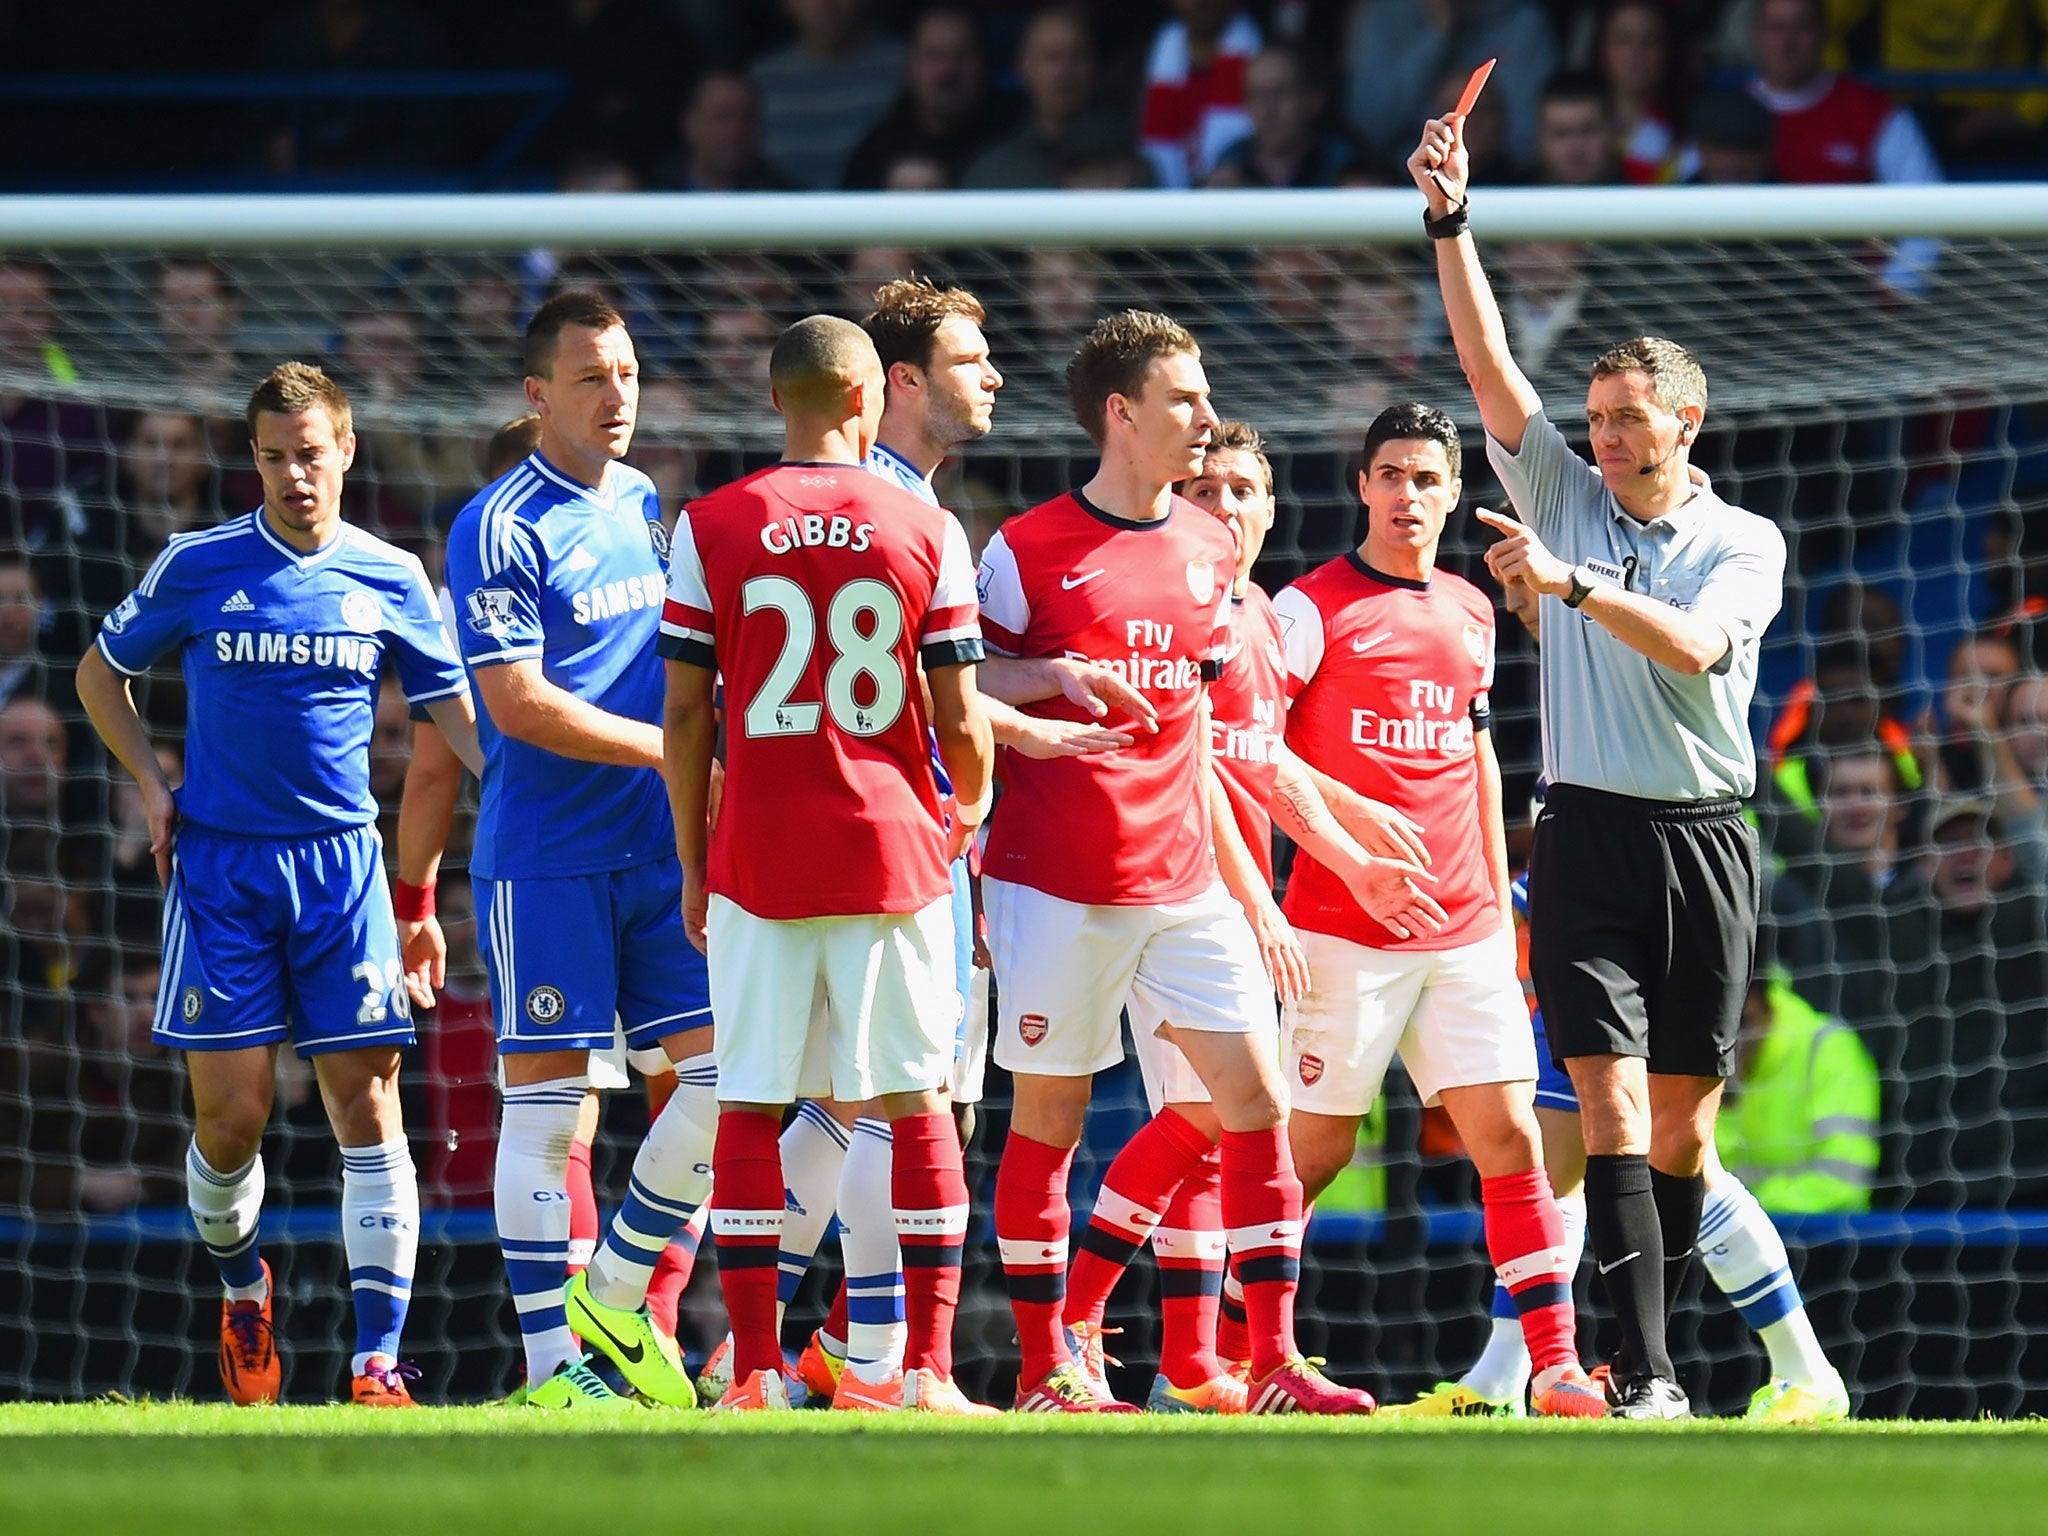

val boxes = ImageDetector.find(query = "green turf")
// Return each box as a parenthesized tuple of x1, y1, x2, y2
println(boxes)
(2, 1404, 2038, 1536)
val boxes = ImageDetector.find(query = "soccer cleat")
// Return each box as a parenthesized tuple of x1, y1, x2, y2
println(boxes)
(1246, 1357, 1377, 1416)
(1014, 1361, 1137, 1414)
(1608, 1375, 1691, 1420)
(350, 1357, 421, 1407)
(564, 1271, 697, 1408)
(831, 1367, 905, 1414)
(218, 1261, 281, 1406)
(1146, 1371, 1249, 1415)
(715, 1368, 793, 1413)
(796, 1330, 846, 1402)
(1377, 1381, 1518, 1419)
(903, 1368, 1001, 1417)
(524, 1355, 636, 1412)
(1747, 1375, 1851, 1424)
(1064, 1321, 1136, 1410)
(696, 1336, 733, 1408)
(1530, 1366, 1609, 1419)
(1590, 1362, 1617, 1406)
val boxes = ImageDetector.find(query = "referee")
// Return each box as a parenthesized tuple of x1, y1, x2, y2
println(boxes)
(1409, 113, 1787, 1418)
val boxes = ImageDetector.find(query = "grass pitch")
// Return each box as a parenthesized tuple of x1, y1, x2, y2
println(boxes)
(2, 1403, 2037, 1536)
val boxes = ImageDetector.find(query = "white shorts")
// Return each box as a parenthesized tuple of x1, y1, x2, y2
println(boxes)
(986, 878, 1277, 1093)
(496, 1019, 669, 1091)
(1282, 927, 1534, 1116)
(708, 893, 960, 1105)
(951, 967, 991, 1105)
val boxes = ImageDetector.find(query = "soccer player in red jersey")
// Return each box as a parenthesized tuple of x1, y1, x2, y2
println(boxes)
(977, 311, 1373, 1416)
(659, 315, 996, 1416)
(1271, 403, 1605, 1418)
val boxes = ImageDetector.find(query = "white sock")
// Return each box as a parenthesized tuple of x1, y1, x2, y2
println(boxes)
(1463, 1190, 1583, 1402)
(586, 1058, 718, 1311)
(186, 1140, 267, 1301)
(777, 1101, 850, 1327)
(341, 1137, 420, 1375)
(1698, 1174, 1836, 1390)
(496, 1076, 587, 1383)
(838, 1117, 905, 1382)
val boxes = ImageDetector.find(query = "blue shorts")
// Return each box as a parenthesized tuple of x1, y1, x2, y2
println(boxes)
(478, 853, 711, 1055)
(155, 823, 412, 1058)
(1529, 1008, 1580, 1113)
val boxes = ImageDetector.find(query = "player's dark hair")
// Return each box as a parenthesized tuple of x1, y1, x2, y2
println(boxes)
(1809, 736, 1903, 799)
(1541, 67, 1611, 115)
(771, 313, 879, 414)
(524, 289, 627, 379)
(1590, 335, 1707, 417)
(863, 277, 987, 373)
(1205, 420, 1274, 497)
(244, 361, 352, 442)
(1065, 309, 1199, 447)
(1362, 403, 1461, 479)
(485, 414, 543, 481)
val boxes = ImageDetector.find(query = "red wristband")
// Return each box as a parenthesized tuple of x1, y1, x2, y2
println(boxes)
(392, 879, 435, 922)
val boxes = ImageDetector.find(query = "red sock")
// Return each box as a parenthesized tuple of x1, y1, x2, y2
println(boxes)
(891, 1111, 969, 1378)
(710, 1110, 784, 1381)
(1483, 1167, 1578, 1375)
(1064, 1108, 1212, 1333)
(822, 1276, 849, 1354)
(1216, 1266, 1249, 1367)
(1220, 1127, 1302, 1380)
(645, 1205, 703, 1340)
(995, 1129, 1074, 1388)
(1152, 1147, 1224, 1389)
(565, 1138, 598, 1275)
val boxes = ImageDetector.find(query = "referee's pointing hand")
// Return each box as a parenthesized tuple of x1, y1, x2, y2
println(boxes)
(1476, 508, 1572, 600)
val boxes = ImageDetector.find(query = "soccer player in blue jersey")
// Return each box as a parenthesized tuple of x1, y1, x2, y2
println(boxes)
(74, 363, 481, 1407)
(437, 292, 714, 1411)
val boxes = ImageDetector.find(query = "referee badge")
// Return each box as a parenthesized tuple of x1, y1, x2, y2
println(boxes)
(525, 985, 567, 1026)
(1185, 559, 1215, 602)
(180, 987, 203, 1024)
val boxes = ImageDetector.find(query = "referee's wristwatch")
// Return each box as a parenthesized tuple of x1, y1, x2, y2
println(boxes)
(1562, 565, 1595, 609)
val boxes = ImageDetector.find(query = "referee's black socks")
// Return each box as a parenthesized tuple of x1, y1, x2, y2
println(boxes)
(1650, 1165, 1706, 1331)
(1584, 1153, 1674, 1382)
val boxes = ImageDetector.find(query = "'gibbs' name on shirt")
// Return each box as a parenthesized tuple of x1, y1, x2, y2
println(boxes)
(1351, 680, 1475, 755)
(1065, 619, 1203, 694)
(760, 514, 876, 556)
(213, 629, 382, 673)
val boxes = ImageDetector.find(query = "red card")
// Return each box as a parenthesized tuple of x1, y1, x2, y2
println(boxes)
(1454, 58, 1497, 117)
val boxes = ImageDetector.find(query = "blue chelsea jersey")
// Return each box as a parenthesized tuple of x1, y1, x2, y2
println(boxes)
(95, 511, 468, 840)
(444, 452, 674, 882)
(862, 445, 958, 800)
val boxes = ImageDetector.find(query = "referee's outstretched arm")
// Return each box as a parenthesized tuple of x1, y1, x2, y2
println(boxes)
(1407, 113, 1542, 454)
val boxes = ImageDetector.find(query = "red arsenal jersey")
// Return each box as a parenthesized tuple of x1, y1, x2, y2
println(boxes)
(658, 462, 983, 919)
(1209, 584, 1288, 887)
(1274, 553, 1500, 951)
(977, 491, 1234, 906)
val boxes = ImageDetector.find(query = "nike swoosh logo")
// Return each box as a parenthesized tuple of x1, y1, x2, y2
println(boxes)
(1596, 1251, 1642, 1276)
(579, 1306, 644, 1364)
(1352, 631, 1392, 653)
(1062, 570, 1105, 589)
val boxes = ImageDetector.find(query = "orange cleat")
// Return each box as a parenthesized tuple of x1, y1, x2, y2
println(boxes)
(796, 1330, 846, 1402)
(714, 1368, 792, 1414)
(218, 1261, 281, 1406)
(1531, 1366, 1609, 1419)
(1147, 1371, 1249, 1414)
(831, 1367, 905, 1413)
(902, 1368, 1000, 1417)
(351, 1357, 420, 1407)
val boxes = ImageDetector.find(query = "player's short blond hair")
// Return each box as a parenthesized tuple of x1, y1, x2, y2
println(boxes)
(771, 313, 880, 414)
(244, 361, 352, 442)
(863, 277, 987, 372)
(485, 414, 542, 481)
(1591, 335, 1708, 418)
(1066, 309, 1199, 447)
(1204, 420, 1274, 497)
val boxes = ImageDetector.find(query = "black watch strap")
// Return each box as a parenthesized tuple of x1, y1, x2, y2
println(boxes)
(1563, 567, 1594, 609)
(1423, 199, 1469, 240)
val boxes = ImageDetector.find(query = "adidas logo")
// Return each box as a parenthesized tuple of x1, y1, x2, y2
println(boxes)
(220, 589, 256, 614)
(563, 546, 598, 571)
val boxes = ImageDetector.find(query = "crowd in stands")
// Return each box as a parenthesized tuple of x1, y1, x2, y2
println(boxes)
(6, 1, 2048, 1238)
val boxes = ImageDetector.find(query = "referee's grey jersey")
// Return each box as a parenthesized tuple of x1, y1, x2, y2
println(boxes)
(1486, 411, 1786, 801)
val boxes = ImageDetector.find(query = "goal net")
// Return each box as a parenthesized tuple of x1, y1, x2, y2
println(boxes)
(3, 187, 2046, 1415)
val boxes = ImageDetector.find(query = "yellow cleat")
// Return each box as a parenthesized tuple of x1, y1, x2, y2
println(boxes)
(564, 1271, 697, 1408)
(1747, 1376, 1850, 1424)
(1378, 1381, 1520, 1419)
(796, 1330, 846, 1401)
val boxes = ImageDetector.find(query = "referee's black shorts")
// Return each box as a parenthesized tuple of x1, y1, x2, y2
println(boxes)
(1526, 783, 1760, 1079)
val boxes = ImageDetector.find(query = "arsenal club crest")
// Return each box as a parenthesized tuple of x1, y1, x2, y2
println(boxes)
(1463, 622, 1488, 668)
(1019, 1013, 1049, 1046)
(1298, 1053, 1325, 1087)
(1186, 559, 1214, 602)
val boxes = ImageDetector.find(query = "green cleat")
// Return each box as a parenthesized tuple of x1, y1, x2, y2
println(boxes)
(564, 1271, 698, 1408)
(524, 1355, 637, 1411)
(1747, 1375, 1850, 1424)
(1377, 1381, 1522, 1419)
